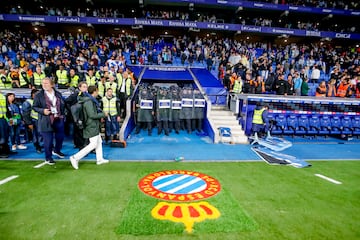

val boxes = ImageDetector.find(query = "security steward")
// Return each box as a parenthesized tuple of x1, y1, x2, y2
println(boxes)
(56, 64, 69, 89)
(32, 65, 46, 89)
(252, 102, 269, 139)
(19, 64, 32, 88)
(0, 90, 13, 158)
(0, 64, 12, 89)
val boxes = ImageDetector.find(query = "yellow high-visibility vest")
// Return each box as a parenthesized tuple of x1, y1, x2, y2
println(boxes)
(33, 72, 46, 86)
(102, 96, 118, 116)
(0, 94, 7, 118)
(56, 70, 68, 85)
(69, 75, 80, 88)
(19, 70, 29, 87)
(233, 80, 242, 93)
(105, 82, 117, 93)
(26, 99, 39, 120)
(97, 81, 105, 97)
(86, 75, 97, 86)
(252, 108, 265, 124)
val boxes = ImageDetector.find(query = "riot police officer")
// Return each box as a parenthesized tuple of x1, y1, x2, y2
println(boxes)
(192, 89, 205, 133)
(169, 86, 182, 134)
(180, 87, 193, 134)
(134, 85, 154, 136)
(156, 87, 171, 136)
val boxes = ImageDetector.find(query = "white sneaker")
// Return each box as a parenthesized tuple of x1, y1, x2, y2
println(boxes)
(12, 145, 17, 151)
(96, 159, 109, 165)
(70, 156, 79, 170)
(17, 144, 27, 150)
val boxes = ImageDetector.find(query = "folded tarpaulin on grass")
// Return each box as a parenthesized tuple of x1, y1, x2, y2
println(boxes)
(252, 146, 312, 168)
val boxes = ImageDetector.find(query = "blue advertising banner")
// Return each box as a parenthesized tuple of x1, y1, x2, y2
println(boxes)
(0, 14, 359, 40)
(145, 0, 360, 16)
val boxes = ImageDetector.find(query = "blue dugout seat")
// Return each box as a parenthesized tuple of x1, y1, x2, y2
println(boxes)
(330, 116, 342, 135)
(267, 113, 276, 131)
(285, 115, 297, 136)
(319, 116, 331, 135)
(296, 115, 309, 136)
(272, 115, 287, 135)
(352, 117, 360, 136)
(341, 116, 353, 135)
(308, 115, 320, 136)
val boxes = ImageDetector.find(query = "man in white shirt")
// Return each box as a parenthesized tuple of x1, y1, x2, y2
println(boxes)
(310, 65, 321, 83)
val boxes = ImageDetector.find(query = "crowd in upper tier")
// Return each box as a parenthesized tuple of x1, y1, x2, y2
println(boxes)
(1, 1, 357, 33)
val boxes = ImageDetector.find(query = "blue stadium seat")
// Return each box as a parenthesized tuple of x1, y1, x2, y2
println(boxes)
(308, 115, 320, 136)
(296, 115, 309, 136)
(352, 117, 360, 136)
(271, 115, 287, 135)
(330, 116, 342, 135)
(319, 116, 331, 135)
(285, 115, 298, 136)
(341, 116, 353, 135)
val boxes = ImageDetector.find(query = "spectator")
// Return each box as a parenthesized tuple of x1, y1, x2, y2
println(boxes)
(327, 79, 337, 97)
(301, 78, 310, 96)
(315, 81, 327, 97)
(336, 77, 353, 98)
(275, 74, 288, 96)
(7, 92, 27, 151)
(293, 71, 303, 96)
(310, 65, 321, 83)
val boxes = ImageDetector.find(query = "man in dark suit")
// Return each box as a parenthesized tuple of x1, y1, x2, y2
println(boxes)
(33, 77, 66, 165)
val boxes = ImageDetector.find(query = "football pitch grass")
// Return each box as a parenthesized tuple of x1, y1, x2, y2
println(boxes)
(0, 160, 359, 240)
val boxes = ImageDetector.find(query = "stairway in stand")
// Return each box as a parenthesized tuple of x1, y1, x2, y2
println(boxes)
(209, 105, 249, 144)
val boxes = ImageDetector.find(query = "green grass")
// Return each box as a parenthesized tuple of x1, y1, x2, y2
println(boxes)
(0, 160, 359, 240)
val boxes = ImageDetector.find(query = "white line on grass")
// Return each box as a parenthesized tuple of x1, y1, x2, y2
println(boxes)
(315, 174, 342, 185)
(33, 162, 47, 168)
(0, 175, 19, 186)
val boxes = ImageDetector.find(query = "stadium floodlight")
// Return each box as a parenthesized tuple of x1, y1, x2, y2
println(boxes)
(280, 10, 289, 17)
(320, 37, 331, 41)
(132, 25, 143, 29)
(236, 6, 243, 13)
(322, 14, 333, 20)
(189, 3, 194, 11)
(189, 27, 200, 32)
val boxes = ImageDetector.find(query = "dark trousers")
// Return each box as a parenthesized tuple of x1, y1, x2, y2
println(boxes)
(192, 118, 203, 132)
(183, 119, 192, 133)
(157, 120, 169, 135)
(169, 120, 180, 132)
(41, 118, 65, 161)
(73, 124, 87, 149)
(135, 122, 152, 135)
(9, 125, 21, 146)
(32, 119, 42, 149)
(0, 118, 10, 155)
(118, 92, 127, 118)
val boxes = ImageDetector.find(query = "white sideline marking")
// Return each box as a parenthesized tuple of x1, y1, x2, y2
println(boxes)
(315, 174, 342, 185)
(34, 162, 47, 168)
(0, 175, 19, 186)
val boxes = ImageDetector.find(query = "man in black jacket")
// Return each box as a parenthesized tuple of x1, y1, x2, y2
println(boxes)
(64, 81, 89, 149)
(275, 74, 288, 96)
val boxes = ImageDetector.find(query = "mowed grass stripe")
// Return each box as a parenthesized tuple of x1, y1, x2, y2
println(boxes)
(0, 160, 359, 240)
